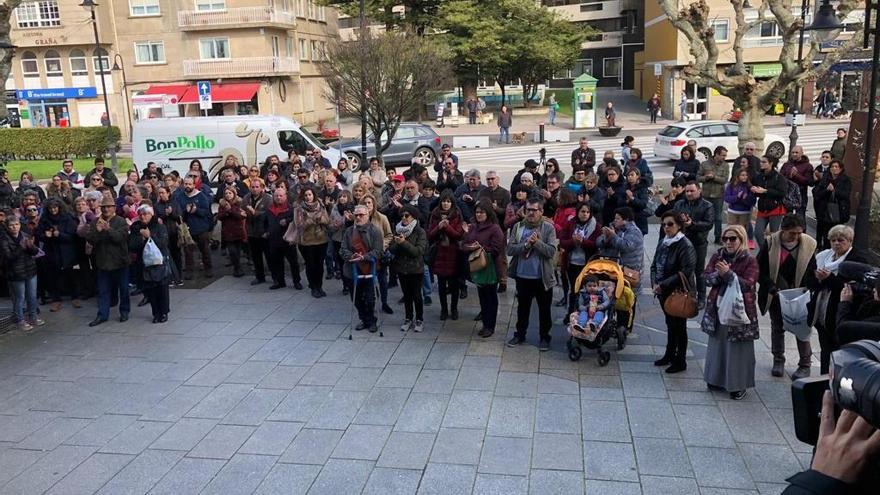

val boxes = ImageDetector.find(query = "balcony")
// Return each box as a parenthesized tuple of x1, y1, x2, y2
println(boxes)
(178, 7, 296, 30)
(182, 57, 300, 78)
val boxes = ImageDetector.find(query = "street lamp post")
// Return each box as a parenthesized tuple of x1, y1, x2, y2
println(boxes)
(111, 54, 132, 134)
(79, 0, 118, 172)
(788, 0, 810, 151)
(358, 0, 367, 171)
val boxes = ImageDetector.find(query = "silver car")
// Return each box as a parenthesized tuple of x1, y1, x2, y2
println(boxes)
(334, 123, 442, 170)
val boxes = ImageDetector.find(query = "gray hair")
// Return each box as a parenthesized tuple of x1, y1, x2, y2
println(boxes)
(85, 191, 104, 202)
(137, 204, 154, 215)
(828, 224, 854, 242)
(354, 204, 369, 215)
(465, 169, 481, 179)
(485, 170, 498, 178)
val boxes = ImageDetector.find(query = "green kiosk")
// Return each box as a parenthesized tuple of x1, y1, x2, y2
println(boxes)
(572, 74, 598, 129)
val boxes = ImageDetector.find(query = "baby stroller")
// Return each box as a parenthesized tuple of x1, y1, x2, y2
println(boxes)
(566, 257, 636, 365)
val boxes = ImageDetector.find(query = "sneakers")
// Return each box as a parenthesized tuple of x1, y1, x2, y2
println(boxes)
(401, 319, 413, 332)
(506, 336, 525, 348)
(730, 390, 748, 400)
(413, 320, 424, 333)
(18, 321, 33, 332)
(30, 318, 45, 327)
(791, 366, 811, 380)
(538, 338, 551, 352)
(771, 361, 785, 377)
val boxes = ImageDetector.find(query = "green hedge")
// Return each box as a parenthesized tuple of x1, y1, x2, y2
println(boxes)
(0, 126, 121, 160)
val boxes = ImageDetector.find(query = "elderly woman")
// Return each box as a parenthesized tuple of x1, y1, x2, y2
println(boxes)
(391, 204, 427, 333)
(463, 201, 505, 337)
(812, 160, 852, 251)
(596, 207, 644, 276)
(811, 225, 866, 374)
(702, 225, 759, 400)
(651, 211, 697, 374)
(128, 205, 171, 323)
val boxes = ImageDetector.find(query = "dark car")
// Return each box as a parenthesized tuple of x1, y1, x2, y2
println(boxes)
(335, 123, 442, 170)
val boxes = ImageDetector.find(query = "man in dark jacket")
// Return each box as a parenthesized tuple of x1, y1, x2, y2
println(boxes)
(780, 146, 814, 220)
(672, 181, 714, 304)
(0, 169, 15, 211)
(436, 158, 464, 194)
(454, 169, 487, 223)
(85, 196, 131, 326)
(243, 179, 272, 285)
(478, 170, 511, 228)
(341, 204, 384, 332)
(176, 176, 214, 279)
(84, 158, 119, 191)
(432, 144, 459, 173)
(509, 159, 540, 192)
(734, 142, 761, 179)
(830, 128, 847, 161)
(570, 137, 596, 173)
(214, 169, 248, 204)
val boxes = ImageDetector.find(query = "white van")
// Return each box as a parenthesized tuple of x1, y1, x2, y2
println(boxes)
(132, 115, 341, 180)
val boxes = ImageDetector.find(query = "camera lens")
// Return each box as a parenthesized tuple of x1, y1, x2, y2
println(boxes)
(831, 340, 880, 429)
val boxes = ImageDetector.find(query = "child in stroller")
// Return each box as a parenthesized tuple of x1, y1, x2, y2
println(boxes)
(572, 275, 613, 341)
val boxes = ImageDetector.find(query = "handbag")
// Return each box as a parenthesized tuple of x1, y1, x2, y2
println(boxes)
(468, 246, 488, 273)
(663, 272, 698, 319)
(471, 252, 497, 285)
(623, 266, 641, 286)
(177, 222, 195, 248)
(283, 221, 300, 245)
(825, 200, 841, 224)
(143, 261, 171, 283)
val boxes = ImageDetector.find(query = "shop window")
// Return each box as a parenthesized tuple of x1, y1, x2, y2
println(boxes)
(129, 0, 160, 16)
(135, 41, 165, 64)
(69, 49, 88, 76)
(44, 50, 62, 76)
(16, 1, 60, 29)
(21, 51, 39, 78)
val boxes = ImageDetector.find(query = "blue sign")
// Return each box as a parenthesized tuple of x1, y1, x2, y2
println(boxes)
(197, 81, 211, 97)
(16, 87, 98, 100)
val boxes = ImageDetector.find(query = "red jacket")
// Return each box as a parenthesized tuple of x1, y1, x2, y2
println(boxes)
(217, 201, 247, 242)
(427, 208, 465, 278)
(553, 206, 577, 237)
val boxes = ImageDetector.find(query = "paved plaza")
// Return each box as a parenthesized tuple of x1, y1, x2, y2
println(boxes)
(0, 229, 816, 495)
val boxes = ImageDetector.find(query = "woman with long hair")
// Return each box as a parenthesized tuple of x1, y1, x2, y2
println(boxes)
(702, 225, 759, 400)
(559, 202, 602, 321)
(330, 190, 355, 292)
(427, 190, 465, 320)
(673, 146, 700, 182)
(293, 185, 331, 298)
(750, 155, 787, 249)
(156, 186, 183, 286)
(539, 158, 565, 189)
(37, 199, 78, 311)
(362, 194, 394, 314)
(651, 211, 697, 374)
(600, 165, 627, 227)
(624, 168, 650, 235)
(217, 187, 247, 278)
(504, 185, 530, 230)
(463, 201, 505, 337)
(724, 168, 756, 237)
(620, 135, 634, 164)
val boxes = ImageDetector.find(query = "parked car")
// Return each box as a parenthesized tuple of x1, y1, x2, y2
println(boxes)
(654, 121, 786, 162)
(334, 123, 442, 170)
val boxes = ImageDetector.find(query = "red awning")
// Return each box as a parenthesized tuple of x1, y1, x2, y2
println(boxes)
(143, 84, 192, 104)
(178, 82, 260, 104)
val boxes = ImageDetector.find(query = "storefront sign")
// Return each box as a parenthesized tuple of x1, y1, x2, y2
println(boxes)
(15, 87, 97, 100)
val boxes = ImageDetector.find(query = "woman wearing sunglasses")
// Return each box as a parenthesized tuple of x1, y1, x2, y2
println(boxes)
(701, 225, 758, 400)
(650, 211, 697, 374)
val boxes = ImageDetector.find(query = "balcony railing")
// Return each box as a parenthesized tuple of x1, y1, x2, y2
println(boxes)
(182, 57, 300, 77)
(178, 7, 296, 30)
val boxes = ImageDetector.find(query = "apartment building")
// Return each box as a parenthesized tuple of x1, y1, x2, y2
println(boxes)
(6, 0, 338, 139)
(543, 0, 644, 90)
(638, 0, 867, 120)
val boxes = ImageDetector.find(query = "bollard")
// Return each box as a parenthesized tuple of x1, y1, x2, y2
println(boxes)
(539, 122, 545, 144)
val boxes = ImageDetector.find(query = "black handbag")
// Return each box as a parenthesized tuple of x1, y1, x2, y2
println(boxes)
(143, 262, 171, 283)
(826, 200, 841, 224)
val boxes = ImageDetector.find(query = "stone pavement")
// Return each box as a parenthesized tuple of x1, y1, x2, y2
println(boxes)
(0, 227, 819, 494)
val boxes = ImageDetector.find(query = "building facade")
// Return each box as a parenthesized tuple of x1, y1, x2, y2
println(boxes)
(543, 0, 644, 90)
(638, 0, 865, 120)
(6, 0, 338, 139)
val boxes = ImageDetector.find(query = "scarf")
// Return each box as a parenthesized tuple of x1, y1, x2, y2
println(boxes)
(662, 231, 685, 247)
(816, 247, 851, 274)
(268, 202, 288, 216)
(574, 216, 597, 240)
(300, 200, 321, 213)
(395, 219, 417, 237)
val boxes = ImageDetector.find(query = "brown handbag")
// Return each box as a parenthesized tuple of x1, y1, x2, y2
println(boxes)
(623, 266, 641, 286)
(663, 271, 698, 319)
(468, 246, 488, 273)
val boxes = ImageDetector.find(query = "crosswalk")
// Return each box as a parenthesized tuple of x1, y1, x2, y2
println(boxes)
(454, 124, 844, 183)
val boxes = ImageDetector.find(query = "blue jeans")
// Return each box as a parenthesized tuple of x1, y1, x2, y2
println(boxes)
(707, 197, 724, 242)
(9, 276, 38, 323)
(499, 127, 510, 144)
(324, 240, 336, 274)
(422, 266, 432, 299)
(97, 267, 131, 321)
(548, 108, 556, 125)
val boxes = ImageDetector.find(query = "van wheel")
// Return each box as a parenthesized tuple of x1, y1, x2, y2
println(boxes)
(345, 152, 361, 170)
(766, 141, 785, 159)
(697, 147, 712, 163)
(414, 147, 436, 166)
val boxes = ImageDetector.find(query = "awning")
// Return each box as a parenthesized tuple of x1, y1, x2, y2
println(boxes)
(143, 84, 192, 104)
(749, 63, 782, 78)
(178, 82, 260, 104)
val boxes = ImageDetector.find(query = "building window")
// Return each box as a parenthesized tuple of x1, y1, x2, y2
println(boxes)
(93, 48, 110, 74)
(129, 0, 160, 16)
(21, 51, 39, 77)
(745, 21, 784, 46)
(44, 50, 62, 76)
(320, 41, 328, 60)
(299, 38, 308, 60)
(712, 19, 730, 42)
(15, 1, 61, 29)
(195, 0, 225, 11)
(286, 37, 293, 58)
(134, 41, 166, 64)
(199, 38, 230, 59)
(573, 58, 593, 77)
(603, 57, 621, 78)
(311, 41, 319, 61)
(69, 49, 88, 76)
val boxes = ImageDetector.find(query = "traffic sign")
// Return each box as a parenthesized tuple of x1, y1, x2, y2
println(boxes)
(197, 80, 212, 110)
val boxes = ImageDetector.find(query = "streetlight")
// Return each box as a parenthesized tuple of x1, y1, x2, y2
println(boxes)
(79, 0, 118, 172)
(111, 54, 132, 133)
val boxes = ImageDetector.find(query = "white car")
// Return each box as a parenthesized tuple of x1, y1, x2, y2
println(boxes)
(654, 121, 786, 162)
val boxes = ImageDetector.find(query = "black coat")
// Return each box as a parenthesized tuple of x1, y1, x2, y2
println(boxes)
(753, 169, 787, 213)
(650, 235, 697, 296)
(812, 173, 852, 224)
(265, 205, 294, 248)
(0, 180, 15, 210)
(0, 230, 39, 281)
(129, 219, 170, 287)
(672, 197, 714, 246)
(36, 210, 78, 269)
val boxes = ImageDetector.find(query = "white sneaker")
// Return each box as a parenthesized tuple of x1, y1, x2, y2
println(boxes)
(31, 318, 46, 327)
(18, 321, 33, 332)
(413, 320, 424, 333)
(401, 319, 412, 332)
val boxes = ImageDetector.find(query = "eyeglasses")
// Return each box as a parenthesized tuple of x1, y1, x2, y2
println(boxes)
(663, 222, 676, 227)
(721, 236, 739, 242)
(92, 178, 102, 182)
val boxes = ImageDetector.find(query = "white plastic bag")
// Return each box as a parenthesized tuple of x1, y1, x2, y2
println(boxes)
(142, 238, 163, 267)
(717, 273, 750, 326)
(778, 288, 812, 341)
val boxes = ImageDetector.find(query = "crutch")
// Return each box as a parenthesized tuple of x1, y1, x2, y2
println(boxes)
(348, 259, 383, 340)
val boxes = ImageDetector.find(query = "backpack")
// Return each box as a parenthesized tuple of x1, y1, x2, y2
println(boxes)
(783, 178, 802, 212)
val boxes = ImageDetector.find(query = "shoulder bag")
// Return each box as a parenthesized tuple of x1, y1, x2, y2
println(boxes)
(468, 246, 488, 273)
(283, 221, 300, 245)
(663, 271, 698, 319)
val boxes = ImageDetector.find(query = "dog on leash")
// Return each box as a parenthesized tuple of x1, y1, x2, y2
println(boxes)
(511, 132, 528, 144)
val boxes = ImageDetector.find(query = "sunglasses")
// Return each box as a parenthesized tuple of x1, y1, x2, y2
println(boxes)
(663, 222, 676, 227)
(92, 178, 102, 182)
(26, 208, 37, 212)
(722, 236, 739, 242)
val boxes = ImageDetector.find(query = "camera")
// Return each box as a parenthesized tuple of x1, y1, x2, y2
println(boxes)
(792, 339, 880, 446)
(838, 261, 880, 297)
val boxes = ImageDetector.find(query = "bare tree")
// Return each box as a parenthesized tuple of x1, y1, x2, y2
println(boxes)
(321, 31, 451, 165)
(0, 0, 22, 120)
(658, 0, 862, 151)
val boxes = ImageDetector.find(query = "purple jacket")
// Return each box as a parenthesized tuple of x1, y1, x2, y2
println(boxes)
(723, 183, 756, 213)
